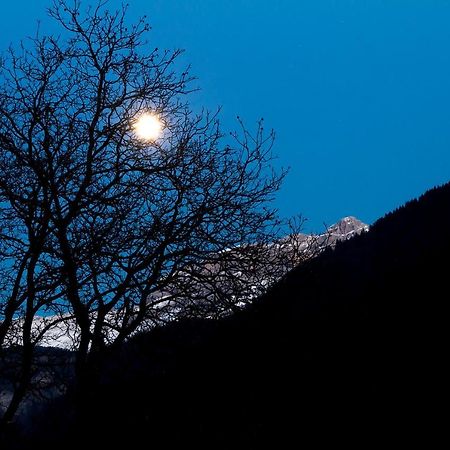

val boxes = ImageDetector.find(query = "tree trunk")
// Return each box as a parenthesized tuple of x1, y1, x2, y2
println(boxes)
(0, 340, 33, 430)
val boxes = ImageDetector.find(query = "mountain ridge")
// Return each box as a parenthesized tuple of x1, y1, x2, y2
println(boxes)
(15, 215, 368, 350)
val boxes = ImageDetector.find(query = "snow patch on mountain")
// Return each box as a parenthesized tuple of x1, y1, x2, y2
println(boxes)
(18, 217, 368, 349)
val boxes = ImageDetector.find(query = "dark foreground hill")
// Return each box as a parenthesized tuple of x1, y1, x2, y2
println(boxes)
(21, 182, 450, 448)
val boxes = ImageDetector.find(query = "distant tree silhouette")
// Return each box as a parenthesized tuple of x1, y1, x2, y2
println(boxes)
(13, 182, 449, 450)
(0, 0, 302, 426)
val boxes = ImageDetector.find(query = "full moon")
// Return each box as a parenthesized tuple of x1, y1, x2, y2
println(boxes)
(134, 113, 163, 141)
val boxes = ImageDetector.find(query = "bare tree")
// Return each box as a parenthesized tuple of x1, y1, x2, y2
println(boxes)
(0, 0, 299, 425)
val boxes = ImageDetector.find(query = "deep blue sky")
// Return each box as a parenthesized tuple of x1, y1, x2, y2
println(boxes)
(1, 1, 450, 231)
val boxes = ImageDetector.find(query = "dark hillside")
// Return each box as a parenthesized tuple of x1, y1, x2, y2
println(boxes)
(28, 182, 450, 449)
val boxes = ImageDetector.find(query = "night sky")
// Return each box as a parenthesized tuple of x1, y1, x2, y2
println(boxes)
(1, 0, 450, 231)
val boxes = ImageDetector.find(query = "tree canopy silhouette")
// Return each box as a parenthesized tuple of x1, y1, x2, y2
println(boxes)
(0, 0, 296, 425)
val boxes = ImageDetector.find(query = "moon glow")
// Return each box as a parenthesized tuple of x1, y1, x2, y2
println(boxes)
(134, 113, 163, 141)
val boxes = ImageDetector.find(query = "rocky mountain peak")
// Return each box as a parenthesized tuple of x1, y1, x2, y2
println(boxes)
(327, 216, 369, 237)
